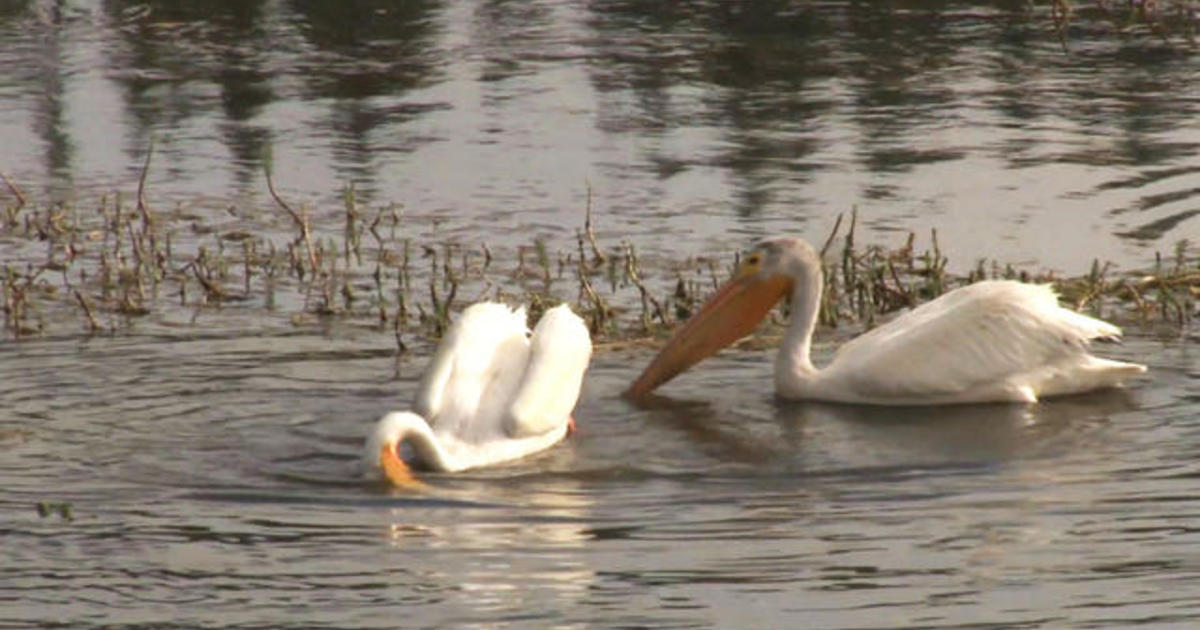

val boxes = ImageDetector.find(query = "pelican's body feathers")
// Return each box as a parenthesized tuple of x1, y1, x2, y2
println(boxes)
(366, 302, 591, 481)
(630, 236, 1145, 405)
(783, 280, 1143, 404)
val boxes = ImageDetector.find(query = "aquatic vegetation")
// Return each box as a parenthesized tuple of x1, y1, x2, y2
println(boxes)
(1048, 1, 1199, 50)
(0, 159, 1195, 347)
(36, 501, 73, 521)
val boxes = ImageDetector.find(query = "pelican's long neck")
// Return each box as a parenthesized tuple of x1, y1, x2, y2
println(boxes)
(366, 411, 458, 473)
(775, 265, 821, 393)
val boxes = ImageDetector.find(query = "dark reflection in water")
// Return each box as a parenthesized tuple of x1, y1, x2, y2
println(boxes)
(1, 1, 1198, 270)
(287, 0, 443, 177)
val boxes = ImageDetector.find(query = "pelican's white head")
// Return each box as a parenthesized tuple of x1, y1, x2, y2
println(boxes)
(749, 237, 821, 286)
(627, 236, 818, 397)
(363, 411, 426, 487)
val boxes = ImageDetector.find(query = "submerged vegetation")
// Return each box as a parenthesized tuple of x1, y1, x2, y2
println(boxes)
(35, 501, 73, 521)
(0, 154, 1195, 350)
(1048, 0, 1199, 50)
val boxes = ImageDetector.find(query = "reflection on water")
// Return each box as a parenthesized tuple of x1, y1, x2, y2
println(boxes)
(622, 352, 1143, 475)
(382, 478, 595, 625)
(1, 1, 1198, 271)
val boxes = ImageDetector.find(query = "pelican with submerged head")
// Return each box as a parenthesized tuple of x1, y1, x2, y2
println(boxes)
(365, 302, 592, 487)
(628, 237, 1145, 405)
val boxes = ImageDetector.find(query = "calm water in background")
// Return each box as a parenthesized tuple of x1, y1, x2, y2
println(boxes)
(4, 1, 1200, 628)
(2, 0, 1200, 270)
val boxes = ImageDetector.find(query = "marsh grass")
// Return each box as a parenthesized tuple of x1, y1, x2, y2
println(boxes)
(0, 159, 1195, 349)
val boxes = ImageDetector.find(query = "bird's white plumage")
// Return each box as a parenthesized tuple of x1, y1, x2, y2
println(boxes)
(412, 302, 528, 434)
(632, 236, 1146, 405)
(506, 305, 593, 437)
(366, 302, 592, 477)
(801, 280, 1142, 404)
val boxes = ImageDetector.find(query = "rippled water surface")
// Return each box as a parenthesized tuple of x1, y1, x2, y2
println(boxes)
(4, 1, 1200, 628)
(3, 330, 1196, 629)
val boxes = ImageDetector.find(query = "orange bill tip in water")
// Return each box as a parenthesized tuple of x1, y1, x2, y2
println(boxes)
(627, 273, 792, 398)
(380, 443, 425, 490)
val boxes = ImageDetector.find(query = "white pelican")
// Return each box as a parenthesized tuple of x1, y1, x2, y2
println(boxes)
(629, 237, 1146, 405)
(366, 302, 592, 486)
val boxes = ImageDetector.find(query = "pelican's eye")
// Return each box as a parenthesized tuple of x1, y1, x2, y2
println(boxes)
(396, 439, 415, 462)
(742, 251, 764, 273)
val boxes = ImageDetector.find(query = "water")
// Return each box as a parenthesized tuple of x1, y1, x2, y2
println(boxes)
(4, 1, 1200, 628)
(3, 330, 1195, 628)
(2, 1, 1199, 272)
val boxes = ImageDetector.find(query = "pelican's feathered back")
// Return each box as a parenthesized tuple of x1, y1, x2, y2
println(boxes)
(821, 281, 1136, 401)
(413, 303, 530, 440)
(506, 304, 593, 437)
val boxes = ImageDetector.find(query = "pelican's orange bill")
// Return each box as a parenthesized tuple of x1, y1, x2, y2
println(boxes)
(380, 444, 425, 489)
(627, 273, 792, 397)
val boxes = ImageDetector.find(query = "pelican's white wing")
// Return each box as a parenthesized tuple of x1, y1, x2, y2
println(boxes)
(412, 302, 530, 439)
(504, 304, 593, 437)
(820, 281, 1137, 402)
